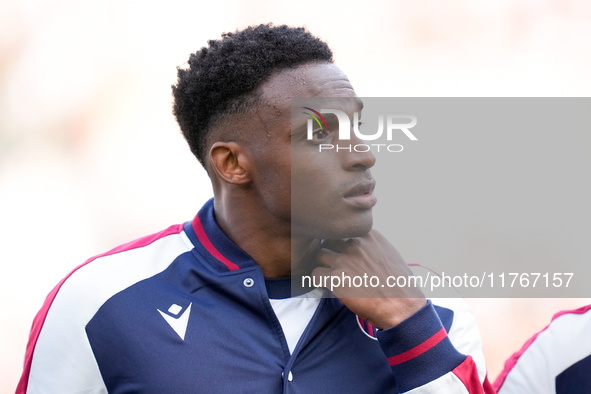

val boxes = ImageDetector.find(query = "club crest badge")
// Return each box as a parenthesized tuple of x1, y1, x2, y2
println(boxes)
(356, 316, 378, 340)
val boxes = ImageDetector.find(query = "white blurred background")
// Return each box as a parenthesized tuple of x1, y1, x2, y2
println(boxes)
(1, 0, 591, 392)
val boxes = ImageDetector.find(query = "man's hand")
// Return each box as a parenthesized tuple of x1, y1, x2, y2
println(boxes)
(312, 229, 427, 330)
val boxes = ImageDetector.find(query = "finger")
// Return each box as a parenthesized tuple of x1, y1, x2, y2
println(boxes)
(316, 248, 340, 267)
(311, 266, 332, 281)
(320, 238, 350, 253)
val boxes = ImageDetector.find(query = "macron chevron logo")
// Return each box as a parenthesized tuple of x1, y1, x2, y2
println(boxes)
(158, 303, 192, 340)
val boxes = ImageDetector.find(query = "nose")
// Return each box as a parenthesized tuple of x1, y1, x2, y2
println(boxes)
(340, 134, 376, 170)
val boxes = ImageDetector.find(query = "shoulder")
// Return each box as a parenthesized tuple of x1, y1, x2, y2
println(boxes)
(17, 223, 193, 394)
(45, 223, 191, 321)
(494, 304, 591, 394)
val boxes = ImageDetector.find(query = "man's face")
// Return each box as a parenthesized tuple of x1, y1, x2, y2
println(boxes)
(247, 62, 376, 240)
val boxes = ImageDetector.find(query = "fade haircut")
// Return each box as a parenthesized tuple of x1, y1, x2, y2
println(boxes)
(172, 23, 334, 167)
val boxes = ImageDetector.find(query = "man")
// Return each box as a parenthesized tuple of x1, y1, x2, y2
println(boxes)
(17, 24, 494, 393)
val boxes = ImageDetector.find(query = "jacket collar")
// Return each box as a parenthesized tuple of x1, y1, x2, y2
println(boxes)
(184, 198, 258, 273)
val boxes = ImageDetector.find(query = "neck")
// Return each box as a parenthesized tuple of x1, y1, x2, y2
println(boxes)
(213, 194, 317, 278)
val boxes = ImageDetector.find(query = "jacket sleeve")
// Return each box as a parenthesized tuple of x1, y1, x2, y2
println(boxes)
(494, 304, 591, 394)
(15, 223, 189, 394)
(376, 298, 496, 393)
(15, 264, 108, 394)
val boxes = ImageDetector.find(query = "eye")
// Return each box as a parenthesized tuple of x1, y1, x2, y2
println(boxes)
(312, 129, 330, 141)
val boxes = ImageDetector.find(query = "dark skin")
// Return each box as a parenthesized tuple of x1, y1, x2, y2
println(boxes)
(206, 62, 426, 330)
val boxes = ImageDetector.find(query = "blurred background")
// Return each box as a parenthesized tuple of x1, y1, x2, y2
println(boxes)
(1, 0, 590, 391)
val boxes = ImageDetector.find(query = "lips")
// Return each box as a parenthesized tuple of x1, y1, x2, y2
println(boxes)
(343, 180, 378, 209)
(343, 180, 376, 198)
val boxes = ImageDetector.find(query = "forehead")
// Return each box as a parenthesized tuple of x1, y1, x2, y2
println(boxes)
(260, 62, 358, 108)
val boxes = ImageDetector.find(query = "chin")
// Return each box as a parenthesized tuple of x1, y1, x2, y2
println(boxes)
(294, 215, 374, 240)
(323, 220, 373, 240)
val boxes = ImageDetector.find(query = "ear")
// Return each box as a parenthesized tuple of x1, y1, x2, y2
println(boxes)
(209, 142, 252, 185)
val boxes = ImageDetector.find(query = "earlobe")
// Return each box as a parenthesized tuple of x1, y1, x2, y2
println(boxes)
(209, 142, 252, 185)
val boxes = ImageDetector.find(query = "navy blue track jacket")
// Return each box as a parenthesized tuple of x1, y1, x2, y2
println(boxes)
(18, 199, 494, 393)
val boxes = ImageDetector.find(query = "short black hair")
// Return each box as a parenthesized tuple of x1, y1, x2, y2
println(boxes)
(172, 23, 333, 167)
